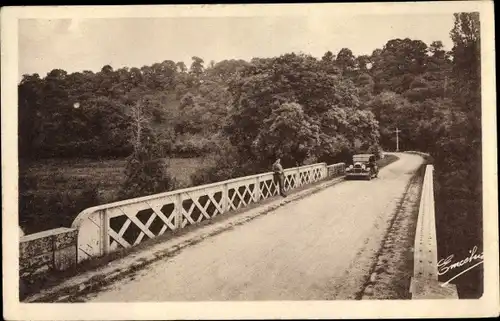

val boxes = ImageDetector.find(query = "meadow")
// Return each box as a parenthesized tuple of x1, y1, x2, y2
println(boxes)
(19, 157, 213, 234)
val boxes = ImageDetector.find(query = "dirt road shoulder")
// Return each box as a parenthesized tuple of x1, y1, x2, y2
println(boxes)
(360, 164, 425, 299)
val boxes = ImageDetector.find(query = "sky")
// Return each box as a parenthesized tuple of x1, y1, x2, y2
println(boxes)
(18, 14, 455, 78)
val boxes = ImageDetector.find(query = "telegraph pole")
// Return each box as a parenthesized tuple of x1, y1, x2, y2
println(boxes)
(394, 127, 401, 152)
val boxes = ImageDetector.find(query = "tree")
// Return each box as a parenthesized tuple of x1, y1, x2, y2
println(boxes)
(427, 41, 450, 71)
(77, 97, 132, 156)
(367, 91, 412, 150)
(176, 61, 187, 73)
(129, 100, 152, 156)
(315, 106, 379, 163)
(336, 48, 356, 75)
(356, 55, 372, 71)
(371, 38, 429, 93)
(320, 51, 340, 75)
(119, 154, 177, 200)
(101, 65, 113, 73)
(175, 79, 231, 137)
(120, 98, 176, 199)
(399, 40, 453, 102)
(253, 102, 320, 167)
(321, 50, 335, 63)
(18, 74, 44, 158)
(354, 73, 375, 103)
(449, 12, 481, 117)
(190, 56, 205, 78)
(157, 60, 178, 89)
(208, 59, 249, 83)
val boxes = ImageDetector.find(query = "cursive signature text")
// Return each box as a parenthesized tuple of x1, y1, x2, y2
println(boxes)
(437, 245, 484, 286)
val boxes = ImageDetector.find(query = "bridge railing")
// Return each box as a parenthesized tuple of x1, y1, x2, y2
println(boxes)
(410, 164, 459, 299)
(327, 163, 345, 178)
(72, 162, 344, 262)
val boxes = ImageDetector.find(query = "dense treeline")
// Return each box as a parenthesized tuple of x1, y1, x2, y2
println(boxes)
(18, 38, 452, 163)
(19, 13, 481, 297)
(18, 57, 232, 159)
(18, 38, 462, 166)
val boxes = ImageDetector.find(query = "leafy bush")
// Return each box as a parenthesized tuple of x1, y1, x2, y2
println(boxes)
(172, 133, 217, 157)
(118, 151, 177, 200)
(190, 138, 241, 186)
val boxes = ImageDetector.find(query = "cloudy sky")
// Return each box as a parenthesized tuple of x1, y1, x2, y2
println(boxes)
(18, 14, 455, 78)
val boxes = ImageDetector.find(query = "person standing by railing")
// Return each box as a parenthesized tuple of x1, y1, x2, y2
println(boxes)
(272, 157, 287, 197)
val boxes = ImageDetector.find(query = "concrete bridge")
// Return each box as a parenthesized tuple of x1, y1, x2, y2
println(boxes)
(20, 152, 458, 302)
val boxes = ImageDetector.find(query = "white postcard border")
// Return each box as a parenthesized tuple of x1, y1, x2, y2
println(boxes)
(2, 2, 498, 319)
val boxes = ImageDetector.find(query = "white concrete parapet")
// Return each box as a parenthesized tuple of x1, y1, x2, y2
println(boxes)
(410, 165, 459, 299)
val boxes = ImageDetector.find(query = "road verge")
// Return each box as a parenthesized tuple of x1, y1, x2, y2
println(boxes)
(358, 156, 426, 299)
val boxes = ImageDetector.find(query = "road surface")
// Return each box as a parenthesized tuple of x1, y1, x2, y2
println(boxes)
(83, 153, 424, 301)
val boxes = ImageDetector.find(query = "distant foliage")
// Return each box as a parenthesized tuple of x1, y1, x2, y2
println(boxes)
(190, 139, 241, 185)
(223, 52, 380, 172)
(18, 58, 242, 160)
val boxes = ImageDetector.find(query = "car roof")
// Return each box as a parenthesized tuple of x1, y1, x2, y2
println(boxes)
(353, 153, 374, 157)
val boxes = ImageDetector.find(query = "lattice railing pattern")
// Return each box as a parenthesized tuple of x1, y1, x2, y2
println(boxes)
(72, 162, 343, 262)
(327, 163, 345, 178)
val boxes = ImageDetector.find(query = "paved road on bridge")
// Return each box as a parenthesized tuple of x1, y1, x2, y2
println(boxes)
(84, 153, 423, 301)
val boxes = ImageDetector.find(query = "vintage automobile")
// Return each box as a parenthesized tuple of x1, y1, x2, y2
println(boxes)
(345, 154, 379, 180)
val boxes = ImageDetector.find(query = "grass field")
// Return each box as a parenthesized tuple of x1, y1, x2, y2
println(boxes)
(20, 157, 212, 197)
(19, 156, 215, 234)
(20, 154, 398, 198)
(377, 154, 399, 169)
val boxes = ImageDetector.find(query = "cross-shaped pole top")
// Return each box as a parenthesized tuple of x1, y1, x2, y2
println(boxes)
(394, 127, 401, 151)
